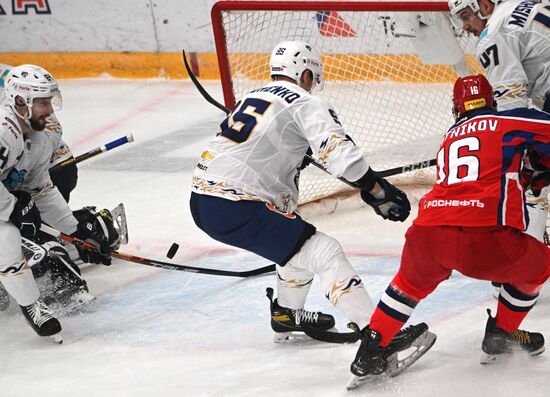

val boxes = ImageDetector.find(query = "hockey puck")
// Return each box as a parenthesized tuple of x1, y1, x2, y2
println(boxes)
(166, 243, 179, 259)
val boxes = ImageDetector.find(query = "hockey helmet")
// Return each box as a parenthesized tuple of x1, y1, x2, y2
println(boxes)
(4, 64, 62, 119)
(452, 74, 495, 120)
(270, 41, 324, 90)
(448, 0, 496, 29)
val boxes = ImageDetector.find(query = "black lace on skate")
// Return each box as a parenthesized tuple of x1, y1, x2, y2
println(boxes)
(292, 308, 320, 325)
(26, 300, 54, 326)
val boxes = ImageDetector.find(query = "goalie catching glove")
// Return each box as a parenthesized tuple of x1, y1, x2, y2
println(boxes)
(354, 169, 411, 222)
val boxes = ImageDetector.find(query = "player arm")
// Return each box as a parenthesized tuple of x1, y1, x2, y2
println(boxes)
(294, 97, 369, 183)
(294, 98, 410, 221)
(479, 34, 528, 110)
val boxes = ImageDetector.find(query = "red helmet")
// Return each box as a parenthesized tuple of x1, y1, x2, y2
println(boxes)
(452, 75, 495, 120)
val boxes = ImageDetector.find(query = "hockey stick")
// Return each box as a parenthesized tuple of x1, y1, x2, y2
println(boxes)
(40, 224, 275, 278)
(181, 50, 436, 181)
(49, 134, 134, 173)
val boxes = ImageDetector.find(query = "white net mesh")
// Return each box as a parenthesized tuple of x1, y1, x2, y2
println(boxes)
(216, 3, 480, 205)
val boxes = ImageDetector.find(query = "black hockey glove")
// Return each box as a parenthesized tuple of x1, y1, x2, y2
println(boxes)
(360, 177, 411, 222)
(9, 190, 42, 239)
(72, 221, 112, 266)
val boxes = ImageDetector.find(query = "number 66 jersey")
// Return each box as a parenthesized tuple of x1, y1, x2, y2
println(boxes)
(415, 107, 550, 230)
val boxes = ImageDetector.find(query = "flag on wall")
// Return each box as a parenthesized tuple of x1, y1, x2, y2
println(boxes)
(316, 11, 357, 37)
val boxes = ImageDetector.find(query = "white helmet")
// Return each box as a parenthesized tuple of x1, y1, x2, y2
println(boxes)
(4, 64, 62, 119)
(448, 0, 495, 29)
(270, 41, 324, 90)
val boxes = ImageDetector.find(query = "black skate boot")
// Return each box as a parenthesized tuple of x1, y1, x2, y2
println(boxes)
(20, 298, 62, 344)
(348, 323, 436, 390)
(481, 309, 545, 364)
(266, 287, 335, 343)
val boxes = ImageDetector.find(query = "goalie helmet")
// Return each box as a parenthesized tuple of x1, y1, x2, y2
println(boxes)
(4, 64, 62, 119)
(452, 74, 495, 120)
(270, 41, 324, 90)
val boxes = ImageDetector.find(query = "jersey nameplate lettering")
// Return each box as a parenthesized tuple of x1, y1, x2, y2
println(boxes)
(250, 85, 301, 104)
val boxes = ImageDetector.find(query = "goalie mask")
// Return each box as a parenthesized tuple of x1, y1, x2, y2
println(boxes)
(270, 41, 324, 91)
(4, 64, 62, 128)
(452, 74, 495, 120)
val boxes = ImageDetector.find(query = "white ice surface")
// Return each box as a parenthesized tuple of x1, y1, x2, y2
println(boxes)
(1, 79, 549, 396)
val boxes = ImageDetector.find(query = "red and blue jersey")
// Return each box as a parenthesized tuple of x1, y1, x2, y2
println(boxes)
(415, 108, 550, 230)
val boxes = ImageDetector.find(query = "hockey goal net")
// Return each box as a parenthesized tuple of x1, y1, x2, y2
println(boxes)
(211, 1, 481, 208)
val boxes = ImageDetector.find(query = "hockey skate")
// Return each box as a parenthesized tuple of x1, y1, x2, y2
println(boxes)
(480, 309, 545, 364)
(20, 298, 62, 344)
(347, 323, 436, 390)
(266, 287, 335, 343)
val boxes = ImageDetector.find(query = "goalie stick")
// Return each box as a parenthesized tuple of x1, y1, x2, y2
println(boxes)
(49, 134, 134, 173)
(39, 224, 275, 278)
(181, 50, 436, 180)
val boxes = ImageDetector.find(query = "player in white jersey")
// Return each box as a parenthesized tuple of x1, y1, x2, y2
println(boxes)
(0, 65, 112, 341)
(0, 63, 77, 202)
(191, 41, 415, 340)
(449, 0, 550, 111)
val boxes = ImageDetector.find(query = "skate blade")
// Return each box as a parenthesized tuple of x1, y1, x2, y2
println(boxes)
(345, 330, 436, 391)
(388, 330, 437, 377)
(43, 333, 63, 344)
(273, 327, 337, 344)
(480, 346, 546, 364)
(346, 374, 377, 390)
(273, 332, 312, 344)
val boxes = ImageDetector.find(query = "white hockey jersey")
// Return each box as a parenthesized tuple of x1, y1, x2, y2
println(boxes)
(192, 81, 370, 213)
(476, 0, 550, 110)
(0, 103, 78, 233)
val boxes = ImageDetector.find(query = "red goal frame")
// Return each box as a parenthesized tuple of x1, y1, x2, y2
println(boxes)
(211, 1, 451, 108)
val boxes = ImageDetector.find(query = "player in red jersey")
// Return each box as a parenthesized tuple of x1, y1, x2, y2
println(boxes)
(350, 75, 550, 378)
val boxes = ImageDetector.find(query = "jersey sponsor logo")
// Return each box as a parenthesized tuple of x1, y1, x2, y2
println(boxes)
(423, 199, 485, 209)
(2, 168, 28, 189)
(508, 0, 538, 28)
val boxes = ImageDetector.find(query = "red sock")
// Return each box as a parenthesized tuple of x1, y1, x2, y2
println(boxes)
(495, 301, 529, 333)
(369, 307, 406, 347)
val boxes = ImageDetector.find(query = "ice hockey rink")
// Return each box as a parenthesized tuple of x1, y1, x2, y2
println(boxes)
(1, 78, 549, 396)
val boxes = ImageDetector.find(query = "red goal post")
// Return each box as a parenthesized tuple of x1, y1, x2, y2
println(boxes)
(211, 1, 480, 206)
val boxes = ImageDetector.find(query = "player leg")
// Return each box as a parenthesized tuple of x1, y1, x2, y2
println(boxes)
(0, 221, 62, 341)
(479, 230, 550, 362)
(49, 162, 78, 203)
(351, 225, 449, 378)
(452, 226, 550, 362)
(277, 231, 375, 330)
(190, 193, 340, 340)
